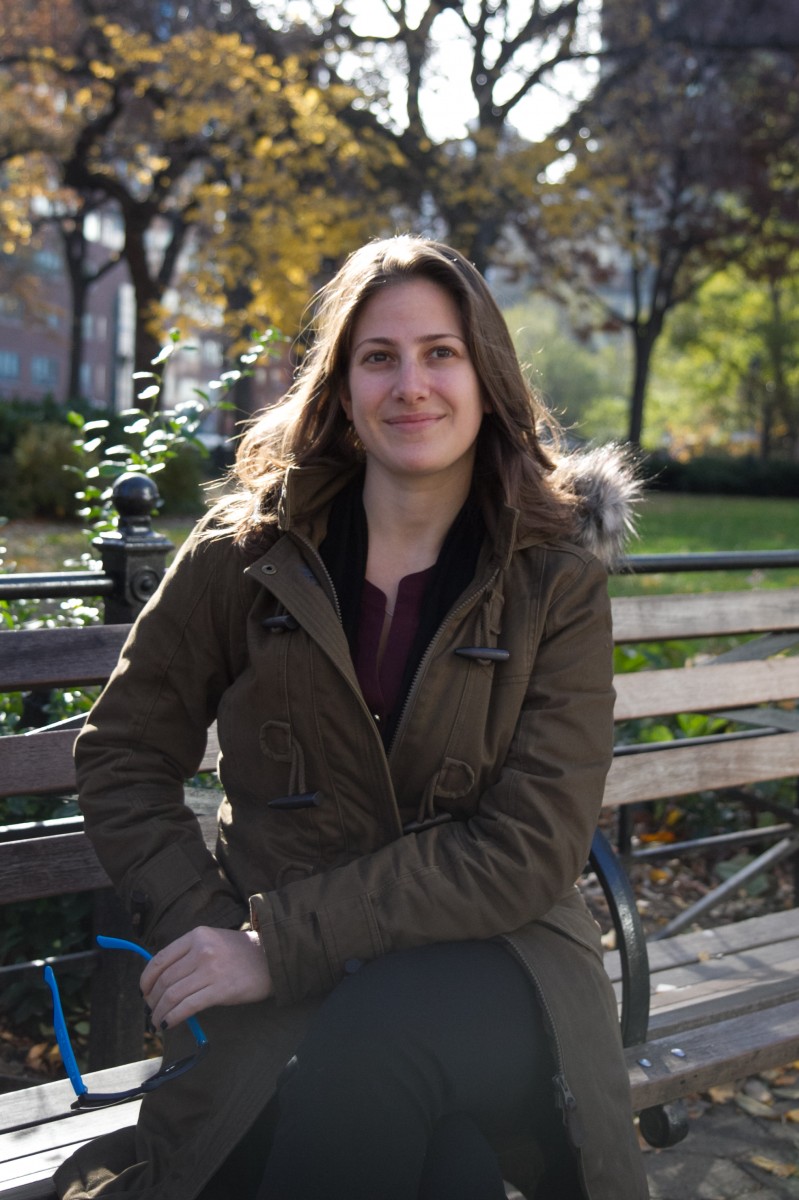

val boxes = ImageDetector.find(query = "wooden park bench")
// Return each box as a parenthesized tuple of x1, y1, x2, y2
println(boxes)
(1, 500, 798, 1195)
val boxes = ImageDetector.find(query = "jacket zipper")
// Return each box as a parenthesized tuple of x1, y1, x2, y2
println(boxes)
(290, 531, 343, 625)
(498, 934, 589, 1170)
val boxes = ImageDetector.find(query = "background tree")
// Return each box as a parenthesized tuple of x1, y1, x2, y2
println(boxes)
(0, 4, 396, 404)
(515, 0, 799, 446)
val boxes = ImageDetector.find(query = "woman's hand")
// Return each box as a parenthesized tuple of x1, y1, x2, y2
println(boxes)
(140, 926, 273, 1031)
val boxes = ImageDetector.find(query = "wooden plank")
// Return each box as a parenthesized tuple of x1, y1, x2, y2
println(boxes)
(0, 727, 217, 802)
(0, 627, 130, 691)
(0, 833, 109, 903)
(0, 799, 221, 906)
(603, 730, 799, 806)
(603, 910, 799, 986)
(0, 1066, 146, 1199)
(0, 733, 78, 799)
(614, 658, 799, 721)
(0, 1161, 57, 1199)
(611, 589, 799, 644)
(0, 1063, 150, 1135)
(626, 997, 799, 1110)
(646, 968, 799, 1040)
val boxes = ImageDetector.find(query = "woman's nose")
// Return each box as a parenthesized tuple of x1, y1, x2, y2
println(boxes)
(392, 357, 428, 401)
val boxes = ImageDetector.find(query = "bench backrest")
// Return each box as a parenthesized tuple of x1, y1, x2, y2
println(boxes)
(1, 586, 798, 905)
(606, 588, 799, 809)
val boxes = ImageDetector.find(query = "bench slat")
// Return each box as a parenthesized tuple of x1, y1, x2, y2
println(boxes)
(0, 731, 219, 801)
(603, 730, 799, 806)
(0, 1065, 147, 1200)
(626, 996, 799, 1111)
(614, 658, 799, 721)
(0, 833, 109, 902)
(611, 589, 799, 643)
(0, 627, 130, 691)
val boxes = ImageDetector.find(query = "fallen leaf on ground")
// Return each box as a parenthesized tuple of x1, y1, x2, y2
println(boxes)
(707, 1084, 736, 1104)
(743, 1078, 774, 1105)
(749, 1155, 797, 1178)
(785, 1108, 799, 1123)
(735, 1094, 780, 1119)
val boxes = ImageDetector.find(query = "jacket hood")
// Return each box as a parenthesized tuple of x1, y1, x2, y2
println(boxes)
(551, 443, 641, 570)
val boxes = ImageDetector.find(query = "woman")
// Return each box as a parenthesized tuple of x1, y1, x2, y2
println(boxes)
(58, 236, 648, 1200)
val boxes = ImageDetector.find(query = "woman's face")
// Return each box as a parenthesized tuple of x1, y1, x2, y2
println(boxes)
(343, 278, 486, 497)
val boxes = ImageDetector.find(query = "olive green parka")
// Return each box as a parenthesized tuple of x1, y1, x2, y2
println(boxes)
(58, 460, 649, 1200)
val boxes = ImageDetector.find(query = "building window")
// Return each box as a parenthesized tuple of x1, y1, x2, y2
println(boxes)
(0, 295, 23, 323)
(82, 313, 94, 340)
(31, 355, 59, 389)
(96, 315, 108, 341)
(0, 350, 20, 380)
(202, 339, 222, 366)
(80, 362, 92, 395)
(33, 249, 62, 275)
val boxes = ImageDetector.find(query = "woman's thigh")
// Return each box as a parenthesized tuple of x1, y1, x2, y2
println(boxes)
(285, 938, 551, 1135)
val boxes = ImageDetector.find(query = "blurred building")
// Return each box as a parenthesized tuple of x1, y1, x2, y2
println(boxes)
(0, 209, 290, 443)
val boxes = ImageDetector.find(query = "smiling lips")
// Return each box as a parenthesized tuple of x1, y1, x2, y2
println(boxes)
(385, 413, 444, 428)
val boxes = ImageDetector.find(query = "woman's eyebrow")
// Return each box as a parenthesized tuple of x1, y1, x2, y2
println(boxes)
(353, 332, 466, 352)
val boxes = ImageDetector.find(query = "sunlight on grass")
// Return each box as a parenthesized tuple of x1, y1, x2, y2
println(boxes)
(2, 491, 797, 593)
(611, 493, 799, 595)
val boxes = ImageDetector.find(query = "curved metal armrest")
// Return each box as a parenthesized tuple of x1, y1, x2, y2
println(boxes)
(588, 828, 651, 1047)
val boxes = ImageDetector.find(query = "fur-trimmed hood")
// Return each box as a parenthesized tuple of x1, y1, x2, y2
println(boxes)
(552, 443, 641, 570)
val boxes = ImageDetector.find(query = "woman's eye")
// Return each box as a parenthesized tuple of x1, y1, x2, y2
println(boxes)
(431, 345, 456, 359)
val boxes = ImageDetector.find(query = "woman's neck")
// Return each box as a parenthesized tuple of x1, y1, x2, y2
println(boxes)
(361, 468, 470, 606)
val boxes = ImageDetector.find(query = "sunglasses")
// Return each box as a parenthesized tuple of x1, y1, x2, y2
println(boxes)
(44, 935, 209, 1110)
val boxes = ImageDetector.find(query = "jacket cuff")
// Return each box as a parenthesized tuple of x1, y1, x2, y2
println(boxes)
(250, 891, 382, 1006)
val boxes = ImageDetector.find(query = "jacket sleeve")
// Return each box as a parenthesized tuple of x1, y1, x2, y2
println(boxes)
(251, 551, 615, 1006)
(75, 531, 253, 947)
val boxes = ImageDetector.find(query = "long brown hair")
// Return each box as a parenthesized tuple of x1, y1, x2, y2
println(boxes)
(214, 235, 577, 544)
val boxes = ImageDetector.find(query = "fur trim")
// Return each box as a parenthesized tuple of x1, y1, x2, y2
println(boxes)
(552, 443, 642, 569)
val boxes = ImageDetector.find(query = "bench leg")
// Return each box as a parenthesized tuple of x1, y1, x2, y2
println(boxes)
(638, 1100, 690, 1148)
(89, 890, 146, 1071)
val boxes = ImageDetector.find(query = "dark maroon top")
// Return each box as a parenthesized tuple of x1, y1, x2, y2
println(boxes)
(353, 566, 435, 728)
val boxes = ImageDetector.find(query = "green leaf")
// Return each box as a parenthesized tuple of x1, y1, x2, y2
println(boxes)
(124, 418, 151, 436)
(66, 410, 85, 428)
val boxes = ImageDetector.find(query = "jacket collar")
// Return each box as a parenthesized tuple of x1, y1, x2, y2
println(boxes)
(276, 460, 526, 572)
(276, 461, 362, 540)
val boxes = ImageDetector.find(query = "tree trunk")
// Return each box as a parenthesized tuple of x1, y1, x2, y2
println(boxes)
(627, 325, 659, 446)
(60, 224, 89, 404)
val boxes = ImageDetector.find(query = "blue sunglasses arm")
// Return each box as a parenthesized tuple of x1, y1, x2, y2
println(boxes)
(43, 966, 87, 1098)
(96, 936, 208, 1046)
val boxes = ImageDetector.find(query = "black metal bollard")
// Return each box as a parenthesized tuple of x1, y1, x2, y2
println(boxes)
(93, 473, 174, 626)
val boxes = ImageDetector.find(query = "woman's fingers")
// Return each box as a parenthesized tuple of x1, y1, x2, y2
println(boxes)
(141, 927, 272, 1030)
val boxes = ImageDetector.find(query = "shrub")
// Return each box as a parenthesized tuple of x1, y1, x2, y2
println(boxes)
(11, 423, 85, 518)
(641, 452, 799, 497)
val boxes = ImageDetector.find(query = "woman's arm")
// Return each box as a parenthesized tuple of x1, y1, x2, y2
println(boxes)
(75, 531, 254, 948)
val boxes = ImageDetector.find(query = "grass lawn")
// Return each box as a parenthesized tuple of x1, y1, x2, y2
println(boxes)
(1, 491, 797, 593)
(611, 492, 799, 595)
